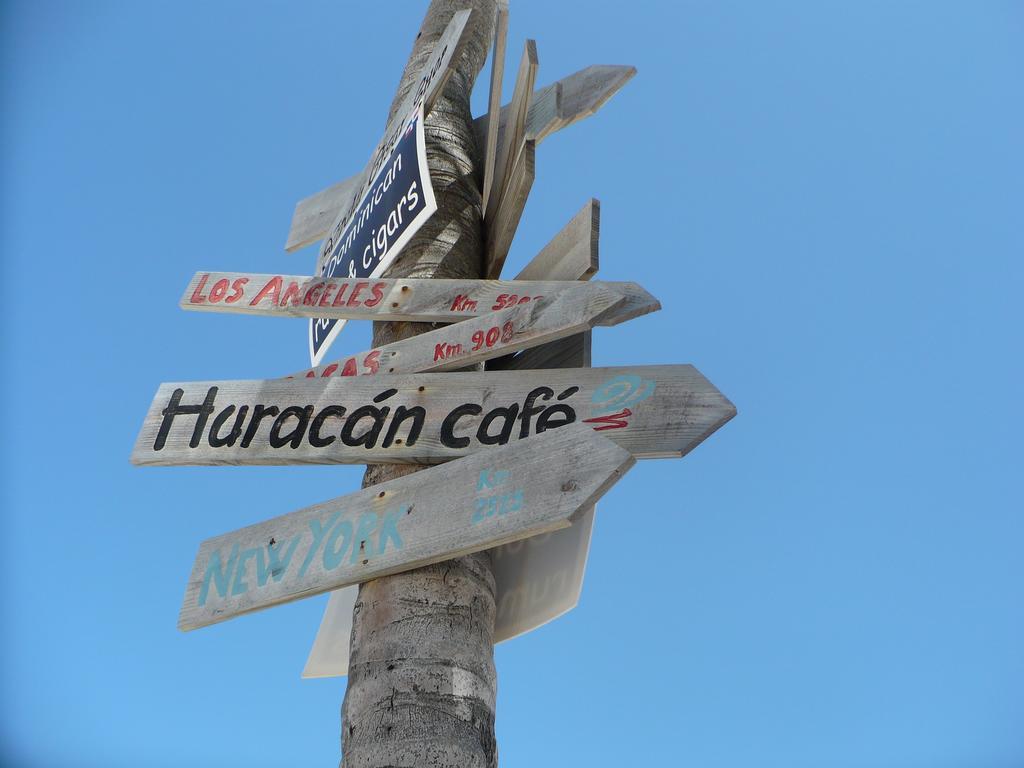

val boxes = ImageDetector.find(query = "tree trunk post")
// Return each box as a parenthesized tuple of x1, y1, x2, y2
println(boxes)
(340, 2, 499, 767)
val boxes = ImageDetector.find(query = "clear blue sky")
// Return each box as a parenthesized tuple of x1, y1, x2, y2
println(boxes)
(2, 1, 1022, 766)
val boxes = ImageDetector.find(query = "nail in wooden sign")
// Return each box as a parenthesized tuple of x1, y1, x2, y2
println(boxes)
(131, 365, 736, 467)
(181, 273, 658, 327)
(178, 426, 635, 631)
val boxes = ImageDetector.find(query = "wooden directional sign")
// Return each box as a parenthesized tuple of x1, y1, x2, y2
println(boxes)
(284, 282, 645, 380)
(178, 426, 635, 631)
(131, 365, 735, 467)
(180, 272, 658, 326)
(285, 66, 636, 253)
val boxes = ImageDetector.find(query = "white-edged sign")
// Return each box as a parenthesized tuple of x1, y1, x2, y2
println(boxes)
(308, 11, 471, 365)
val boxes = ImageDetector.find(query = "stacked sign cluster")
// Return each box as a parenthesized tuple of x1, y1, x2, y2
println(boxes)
(131, 11, 735, 670)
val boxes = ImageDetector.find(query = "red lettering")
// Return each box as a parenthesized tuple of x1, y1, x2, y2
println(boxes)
(249, 276, 282, 306)
(304, 369, 316, 378)
(364, 282, 386, 308)
(363, 350, 380, 374)
(341, 358, 358, 376)
(318, 283, 336, 306)
(332, 283, 350, 306)
(434, 343, 446, 362)
(209, 278, 229, 303)
(280, 281, 301, 306)
(347, 282, 367, 307)
(189, 273, 210, 304)
(582, 408, 633, 431)
(226, 278, 248, 303)
(321, 363, 338, 377)
(302, 282, 324, 306)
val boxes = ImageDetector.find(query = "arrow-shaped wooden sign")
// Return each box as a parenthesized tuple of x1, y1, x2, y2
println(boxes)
(131, 365, 735, 467)
(284, 282, 647, 380)
(180, 272, 658, 326)
(178, 426, 635, 631)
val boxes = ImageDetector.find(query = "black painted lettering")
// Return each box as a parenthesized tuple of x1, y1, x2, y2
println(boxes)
(269, 405, 314, 449)
(440, 404, 483, 449)
(208, 404, 249, 448)
(518, 387, 553, 439)
(381, 405, 425, 448)
(309, 405, 346, 448)
(477, 404, 520, 446)
(240, 404, 280, 448)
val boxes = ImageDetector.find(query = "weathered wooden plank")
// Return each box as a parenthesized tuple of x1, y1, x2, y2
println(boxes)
(286, 282, 623, 379)
(487, 330, 591, 371)
(480, 0, 508, 213)
(179, 426, 635, 631)
(485, 40, 537, 224)
(555, 64, 637, 134)
(514, 198, 599, 281)
(485, 140, 534, 279)
(287, 64, 633, 252)
(131, 365, 737, 467)
(285, 177, 361, 254)
(488, 202, 596, 644)
(487, 196, 603, 368)
(179, 272, 657, 327)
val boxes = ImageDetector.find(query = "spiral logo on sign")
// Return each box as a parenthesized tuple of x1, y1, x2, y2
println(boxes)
(590, 374, 656, 415)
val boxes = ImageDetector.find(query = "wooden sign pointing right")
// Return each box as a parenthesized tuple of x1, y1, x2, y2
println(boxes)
(286, 282, 636, 380)
(181, 273, 658, 327)
(178, 426, 635, 631)
(131, 365, 736, 467)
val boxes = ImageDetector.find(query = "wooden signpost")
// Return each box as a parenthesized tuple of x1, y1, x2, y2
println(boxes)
(178, 426, 634, 631)
(133, 2, 737, 760)
(131, 365, 735, 467)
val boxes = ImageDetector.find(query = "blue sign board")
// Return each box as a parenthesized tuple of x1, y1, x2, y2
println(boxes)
(309, 105, 436, 364)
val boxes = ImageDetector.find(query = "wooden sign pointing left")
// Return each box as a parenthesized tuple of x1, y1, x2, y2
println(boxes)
(178, 426, 635, 630)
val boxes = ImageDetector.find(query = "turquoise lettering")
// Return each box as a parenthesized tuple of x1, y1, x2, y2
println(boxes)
(256, 535, 301, 586)
(377, 507, 404, 554)
(198, 543, 239, 607)
(231, 548, 258, 596)
(322, 519, 353, 571)
(298, 512, 340, 577)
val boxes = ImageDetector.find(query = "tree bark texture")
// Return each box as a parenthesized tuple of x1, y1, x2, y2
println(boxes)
(341, 2, 499, 767)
